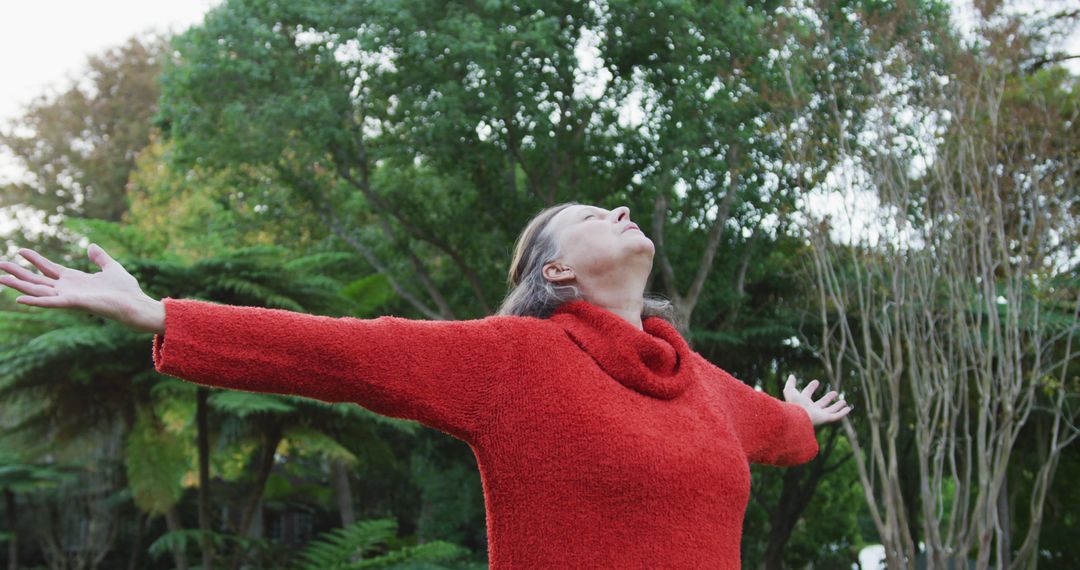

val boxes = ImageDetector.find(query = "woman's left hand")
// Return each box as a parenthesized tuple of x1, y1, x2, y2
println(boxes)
(783, 374, 853, 427)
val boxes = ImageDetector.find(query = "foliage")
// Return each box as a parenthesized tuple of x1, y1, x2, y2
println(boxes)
(0, 449, 79, 493)
(0, 0, 1076, 566)
(125, 408, 189, 515)
(0, 34, 171, 257)
(294, 517, 470, 570)
(152, 0, 908, 324)
(147, 527, 263, 560)
(122, 138, 330, 263)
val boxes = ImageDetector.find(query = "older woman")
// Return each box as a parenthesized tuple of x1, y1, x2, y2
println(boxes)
(1, 202, 851, 568)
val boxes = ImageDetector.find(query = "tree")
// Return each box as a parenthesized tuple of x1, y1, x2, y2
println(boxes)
(0, 238, 396, 568)
(154, 0, 893, 329)
(149, 0, 945, 563)
(800, 3, 1080, 568)
(0, 447, 79, 570)
(123, 137, 333, 263)
(0, 34, 171, 256)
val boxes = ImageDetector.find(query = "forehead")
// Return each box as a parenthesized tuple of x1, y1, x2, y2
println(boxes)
(553, 204, 606, 227)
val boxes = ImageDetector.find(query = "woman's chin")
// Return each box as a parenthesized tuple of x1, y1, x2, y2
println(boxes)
(628, 235, 655, 255)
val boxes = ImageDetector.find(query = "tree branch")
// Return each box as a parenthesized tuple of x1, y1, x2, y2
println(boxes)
(684, 145, 742, 312)
(334, 164, 490, 314)
(314, 197, 445, 320)
(652, 189, 681, 303)
(503, 117, 545, 203)
(1023, 53, 1080, 71)
(233, 423, 283, 541)
(279, 166, 445, 320)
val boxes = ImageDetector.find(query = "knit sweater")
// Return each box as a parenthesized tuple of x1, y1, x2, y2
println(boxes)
(151, 297, 819, 568)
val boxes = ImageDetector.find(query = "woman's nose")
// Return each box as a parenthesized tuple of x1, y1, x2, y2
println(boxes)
(613, 206, 630, 223)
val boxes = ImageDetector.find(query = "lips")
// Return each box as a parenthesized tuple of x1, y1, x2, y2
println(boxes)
(623, 223, 640, 233)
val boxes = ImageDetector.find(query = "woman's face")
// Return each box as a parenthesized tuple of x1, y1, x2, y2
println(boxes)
(542, 204, 655, 285)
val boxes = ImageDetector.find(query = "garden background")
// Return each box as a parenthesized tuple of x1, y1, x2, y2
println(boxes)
(0, 0, 1077, 568)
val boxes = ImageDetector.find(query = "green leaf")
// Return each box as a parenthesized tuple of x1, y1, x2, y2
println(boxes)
(125, 408, 189, 515)
(209, 391, 298, 417)
(283, 425, 359, 466)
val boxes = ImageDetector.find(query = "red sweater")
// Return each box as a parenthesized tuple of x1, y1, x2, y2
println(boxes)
(152, 297, 818, 568)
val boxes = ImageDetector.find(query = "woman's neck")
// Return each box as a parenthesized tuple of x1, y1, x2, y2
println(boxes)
(579, 285, 647, 331)
(603, 301, 644, 331)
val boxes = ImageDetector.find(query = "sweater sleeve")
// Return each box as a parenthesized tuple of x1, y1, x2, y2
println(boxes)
(715, 368, 819, 467)
(151, 297, 525, 441)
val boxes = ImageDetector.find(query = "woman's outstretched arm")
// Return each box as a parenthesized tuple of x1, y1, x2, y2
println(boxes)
(710, 366, 821, 467)
(1, 245, 523, 441)
(151, 297, 521, 439)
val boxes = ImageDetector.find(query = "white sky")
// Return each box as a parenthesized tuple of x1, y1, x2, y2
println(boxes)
(0, 0, 220, 245)
(0, 1, 219, 123)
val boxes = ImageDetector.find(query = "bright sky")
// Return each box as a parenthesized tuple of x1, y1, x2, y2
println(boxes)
(0, 0, 220, 187)
(0, 1, 219, 123)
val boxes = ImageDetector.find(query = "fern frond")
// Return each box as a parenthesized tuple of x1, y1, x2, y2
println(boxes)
(208, 391, 298, 417)
(147, 528, 234, 559)
(283, 252, 357, 273)
(354, 541, 469, 569)
(282, 425, 358, 466)
(295, 518, 399, 570)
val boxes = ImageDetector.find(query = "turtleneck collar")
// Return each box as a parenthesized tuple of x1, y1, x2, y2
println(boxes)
(549, 300, 696, 400)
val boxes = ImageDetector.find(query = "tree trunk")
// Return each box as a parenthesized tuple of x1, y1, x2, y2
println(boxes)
(164, 507, 189, 570)
(247, 500, 263, 538)
(5, 488, 16, 570)
(224, 424, 285, 570)
(762, 427, 845, 570)
(998, 477, 1011, 569)
(330, 459, 355, 526)
(126, 511, 146, 570)
(234, 425, 283, 541)
(196, 387, 214, 570)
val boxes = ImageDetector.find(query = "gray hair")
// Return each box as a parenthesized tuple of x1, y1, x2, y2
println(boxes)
(496, 201, 679, 325)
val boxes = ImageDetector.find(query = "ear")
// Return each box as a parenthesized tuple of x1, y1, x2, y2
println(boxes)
(542, 261, 575, 284)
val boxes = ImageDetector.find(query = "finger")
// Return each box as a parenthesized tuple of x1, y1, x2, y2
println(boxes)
(824, 400, 847, 413)
(0, 275, 56, 297)
(815, 390, 838, 407)
(0, 260, 56, 286)
(831, 406, 853, 420)
(15, 294, 75, 309)
(18, 248, 65, 279)
(88, 243, 115, 271)
(785, 374, 796, 392)
(801, 379, 820, 397)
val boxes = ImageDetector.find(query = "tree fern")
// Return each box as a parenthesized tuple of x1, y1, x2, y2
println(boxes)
(281, 251, 358, 276)
(293, 518, 469, 570)
(295, 518, 399, 569)
(209, 391, 300, 417)
(282, 425, 359, 466)
(285, 395, 420, 433)
(0, 314, 145, 447)
(125, 407, 189, 515)
(353, 541, 470, 569)
(147, 528, 237, 559)
(0, 308, 74, 340)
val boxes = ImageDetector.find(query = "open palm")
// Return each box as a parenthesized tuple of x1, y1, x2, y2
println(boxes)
(0, 244, 161, 333)
(783, 374, 853, 426)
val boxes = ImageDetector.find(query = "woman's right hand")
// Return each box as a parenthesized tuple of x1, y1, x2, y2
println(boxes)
(0, 244, 165, 334)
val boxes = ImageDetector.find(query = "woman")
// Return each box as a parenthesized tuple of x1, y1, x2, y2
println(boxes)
(0, 202, 852, 568)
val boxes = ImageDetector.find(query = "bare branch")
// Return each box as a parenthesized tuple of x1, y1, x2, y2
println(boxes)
(651, 189, 681, 303)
